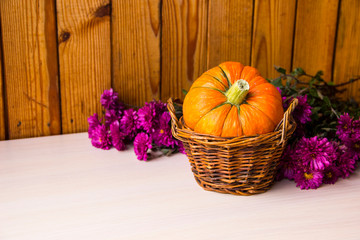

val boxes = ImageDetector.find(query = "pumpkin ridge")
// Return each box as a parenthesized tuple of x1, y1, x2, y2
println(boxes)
(191, 86, 225, 94)
(220, 105, 234, 137)
(203, 73, 228, 90)
(195, 103, 232, 135)
(245, 102, 277, 127)
(236, 105, 244, 136)
(197, 102, 229, 123)
(218, 65, 232, 87)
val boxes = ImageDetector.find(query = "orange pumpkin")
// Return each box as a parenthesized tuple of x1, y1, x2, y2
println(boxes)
(183, 61, 284, 137)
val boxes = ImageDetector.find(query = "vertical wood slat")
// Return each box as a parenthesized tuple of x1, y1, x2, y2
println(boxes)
(207, 0, 253, 69)
(161, 0, 208, 100)
(251, 0, 296, 79)
(292, 0, 339, 81)
(112, 0, 161, 107)
(57, 0, 111, 133)
(0, 0, 61, 139)
(0, 32, 5, 140)
(333, 0, 360, 102)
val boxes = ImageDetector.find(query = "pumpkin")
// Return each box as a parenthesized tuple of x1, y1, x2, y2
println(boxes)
(182, 61, 284, 137)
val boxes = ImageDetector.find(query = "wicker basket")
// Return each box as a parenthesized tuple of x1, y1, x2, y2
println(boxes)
(167, 98, 298, 196)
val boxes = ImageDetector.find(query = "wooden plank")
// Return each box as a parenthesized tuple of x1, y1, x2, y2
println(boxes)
(251, 0, 296, 79)
(57, 0, 111, 133)
(161, 0, 208, 101)
(0, 33, 5, 140)
(207, 0, 253, 69)
(112, 0, 161, 106)
(0, 0, 61, 139)
(292, 0, 339, 82)
(333, 0, 360, 102)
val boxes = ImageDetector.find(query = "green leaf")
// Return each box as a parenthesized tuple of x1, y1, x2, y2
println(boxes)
(323, 96, 331, 106)
(315, 70, 324, 77)
(271, 78, 283, 87)
(292, 67, 305, 76)
(182, 89, 188, 96)
(309, 88, 318, 98)
(275, 67, 287, 74)
(311, 106, 322, 114)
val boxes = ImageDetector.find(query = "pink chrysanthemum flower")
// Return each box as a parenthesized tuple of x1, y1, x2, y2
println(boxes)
(88, 113, 101, 138)
(90, 124, 111, 150)
(137, 100, 168, 133)
(336, 113, 353, 141)
(277, 145, 299, 180)
(100, 88, 119, 110)
(295, 136, 337, 171)
(134, 132, 152, 161)
(294, 169, 323, 190)
(282, 95, 312, 124)
(152, 112, 177, 148)
(110, 121, 126, 151)
(137, 104, 156, 133)
(175, 140, 186, 154)
(105, 109, 123, 126)
(120, 109, 138, 140)
(323, 166, 341, 184)
(336, 148, 357, 178)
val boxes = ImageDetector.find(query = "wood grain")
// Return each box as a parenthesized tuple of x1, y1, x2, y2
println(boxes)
(161, 0, 208, 101)
(112, 0, 161, 106)
(0, 0, 61, 139)
(333, 0, 360, 102)
(207, 0, 253, 69)
(57, 0, 111, 133)
(0, 35, 5, 140)
(251, 0, 296, 79)
(292, 0, 339, 82)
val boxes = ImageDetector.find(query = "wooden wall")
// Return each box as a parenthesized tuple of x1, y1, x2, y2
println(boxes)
(0, 0, 359, 140)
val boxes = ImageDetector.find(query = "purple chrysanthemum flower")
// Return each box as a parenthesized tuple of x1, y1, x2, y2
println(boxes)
(120, 109, 138, 140)
(336, 148, 357, 178)
(105, 109, 123, 126)
(282, 95, 312, 125)
(277, 145, 299, 180)
(137, 100, 168, 133)
(293, 95, 312, 124)
(336, 113, 353, 141)
(295, 136, 337, 171)
(90, 124, 111, 150)
(110, 121, 126, 151)
(323, 166, 341, 184)
(134, 132, 152, 161)
(100, 88, 119, 110)
(137, 104, 156, 132)
(344, 134, 360, 160)
(175, 140, 186, 154)
(152, 112, 177, 148)
(294, 169, 323, 190)
(88, 113, 101, 138)
(149, 100, 167, 118)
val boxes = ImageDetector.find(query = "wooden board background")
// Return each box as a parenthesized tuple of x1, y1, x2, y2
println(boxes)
(0, 0, 359, 140)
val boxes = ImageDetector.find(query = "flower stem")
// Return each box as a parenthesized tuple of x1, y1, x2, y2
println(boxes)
(225, 79, 249, 105)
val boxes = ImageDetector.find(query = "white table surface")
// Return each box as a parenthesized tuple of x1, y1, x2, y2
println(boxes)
(0, 133, 359, 240)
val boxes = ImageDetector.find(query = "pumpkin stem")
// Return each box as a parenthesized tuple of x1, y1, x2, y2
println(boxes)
(225, 79, 249, 105)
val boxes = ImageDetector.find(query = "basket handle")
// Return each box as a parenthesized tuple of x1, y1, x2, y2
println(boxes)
(167, 98, 181, 129)
(276, 98, 298, 147)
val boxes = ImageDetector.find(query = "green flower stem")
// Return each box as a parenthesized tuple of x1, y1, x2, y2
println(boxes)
(225, 79, 249, 105)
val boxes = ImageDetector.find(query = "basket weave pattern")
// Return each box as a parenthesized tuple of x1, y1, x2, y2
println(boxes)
(167, 98, 298, 196)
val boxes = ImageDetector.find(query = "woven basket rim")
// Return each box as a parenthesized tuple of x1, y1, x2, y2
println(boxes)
(167, 98, 299, 146)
